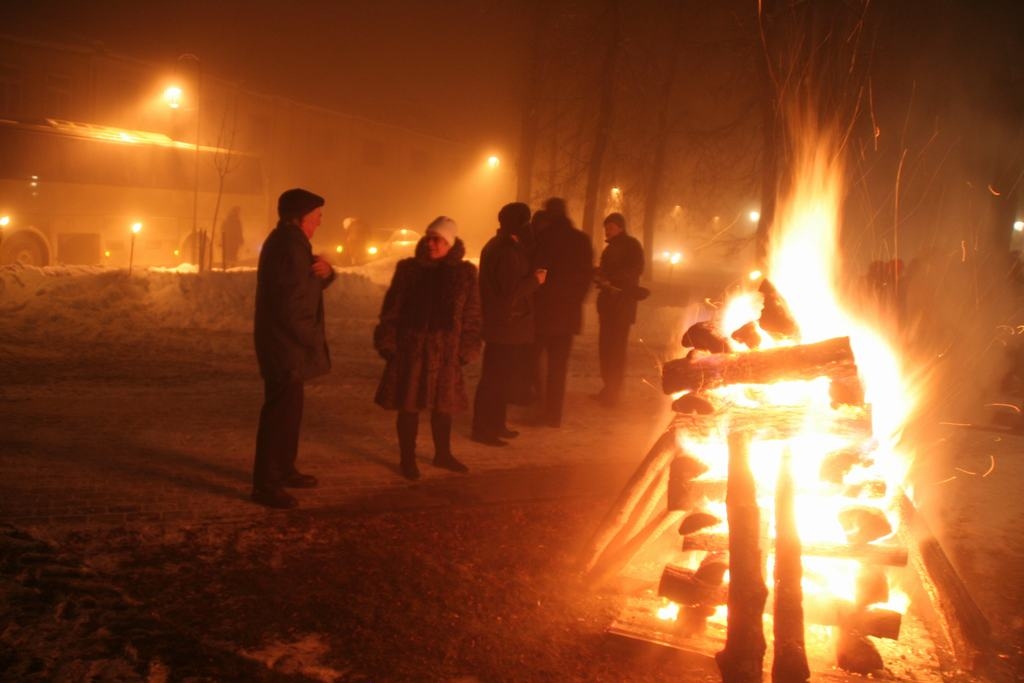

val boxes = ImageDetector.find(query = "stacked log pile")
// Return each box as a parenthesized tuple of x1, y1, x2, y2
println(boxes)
(588, 280, 916, 680)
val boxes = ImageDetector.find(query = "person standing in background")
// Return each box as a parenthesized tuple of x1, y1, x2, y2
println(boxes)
(593, 211, 644, 408)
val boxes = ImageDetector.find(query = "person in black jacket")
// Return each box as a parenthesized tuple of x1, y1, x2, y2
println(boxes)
(472, 202, 547, 445)
(593, 212, 644, 407)
(252, 188, 335, 509)
(532, 198, 593, 427)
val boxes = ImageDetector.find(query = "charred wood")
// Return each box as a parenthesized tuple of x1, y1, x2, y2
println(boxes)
(682, 321, 730, 353)
(731, 321, 762, 350)
(838, 505, 893, 544)
(658, 565, 727, 606)
(678, 510, 722, 535)
(836, 631, 884, 674)
(667, 453, 711, 510)
(803, 600, 902, 640)
(661, 336, 857, 394)
(715, 431, 767, 683)
(587, 510, 684, 587)
(695, 551, 729, 585)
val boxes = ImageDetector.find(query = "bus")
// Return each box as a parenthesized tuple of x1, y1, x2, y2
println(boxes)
(0, 118, 268, 268)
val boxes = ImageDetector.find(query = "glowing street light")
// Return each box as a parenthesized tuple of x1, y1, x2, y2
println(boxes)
(0, 215, 9, 227)
(749, 210, 761, 223)
(1014, 220, 1024, 233)
(610, 187, 622, 197)
(129, 222, 143, 275)
(163, 85, 183, 109)
(487, 155, 500, 169)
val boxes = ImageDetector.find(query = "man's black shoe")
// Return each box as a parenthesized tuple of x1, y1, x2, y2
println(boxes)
(251, 488, 298, 510)
(470, 434, 508, 447)
(400, 460, 421, 481)
(433, 454, 469, 473)
(498, 428, 520, 439)
(282, 472, 318, 489)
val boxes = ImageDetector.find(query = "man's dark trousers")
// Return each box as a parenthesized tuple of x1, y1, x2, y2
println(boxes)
(537, 334, 573, 426)
(598, 318, 631, 403)
(472, 342, 520, 438)
(253, 377, 304, 491)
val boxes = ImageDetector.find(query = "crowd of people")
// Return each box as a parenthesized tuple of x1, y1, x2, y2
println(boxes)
(251, 188, 646, 508)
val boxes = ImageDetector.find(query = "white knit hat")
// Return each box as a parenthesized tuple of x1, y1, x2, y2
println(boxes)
(425, 216, 458, 246)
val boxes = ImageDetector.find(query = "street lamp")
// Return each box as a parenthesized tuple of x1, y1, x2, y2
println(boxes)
(129, 222, 143, 275)
(1014, 219, 1024, 233)
(487, 155, 500, 169)
(749, 210, 761, 223)
(171, 54, 201, 265)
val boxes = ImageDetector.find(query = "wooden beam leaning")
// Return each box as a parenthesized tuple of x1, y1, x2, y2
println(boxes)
(662, 336, 857, 394)
(581, 427, 681, 575)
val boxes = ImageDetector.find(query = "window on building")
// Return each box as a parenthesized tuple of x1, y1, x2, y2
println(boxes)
(45, 74, 73, 118)
(0, 64, 24, 117)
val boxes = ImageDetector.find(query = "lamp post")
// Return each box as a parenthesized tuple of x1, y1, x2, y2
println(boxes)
(129, 222, 142, 275)
(175, 54, 201, 267)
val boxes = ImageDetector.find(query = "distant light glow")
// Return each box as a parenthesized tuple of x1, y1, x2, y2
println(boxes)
(487, 155, 500, 169)
(661, 250, 670, 260)
(131, 222, 143, 234)
(749, 269, 763, 281)
(173, 249, 180, 256)
(367, 246, 379, 256)
(0, 216, 9, 227)
(164, 85, 183, 109)
(749, 210, 761, 222)
(335, 245, 344, 254)
(670, 252, 683, 265)
(610, 187, 621, 196)
(1014, 220, 1024, 233)
(104, 250, 111, 257)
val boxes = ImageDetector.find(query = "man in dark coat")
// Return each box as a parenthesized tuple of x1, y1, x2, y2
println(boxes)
(472, 202, 546, 445)
(252, 188, 335, 509)
(594, 211, 644, 407)
(532, 198, 593, 427)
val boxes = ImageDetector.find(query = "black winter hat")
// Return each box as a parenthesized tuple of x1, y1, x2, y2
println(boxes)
(498, 202, 531, 231)
(277, 188, 325, 222)
(604, 212, 626, 231)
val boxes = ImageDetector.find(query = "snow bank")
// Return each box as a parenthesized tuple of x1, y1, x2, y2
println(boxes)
(0, 264, 385, 343)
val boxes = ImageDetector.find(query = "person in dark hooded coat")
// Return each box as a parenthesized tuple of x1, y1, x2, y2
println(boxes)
(374, 216, 482, 480)
(252, 188, 335, 509)
(471, 202, 547, 445)
(532, 197, 594, 427)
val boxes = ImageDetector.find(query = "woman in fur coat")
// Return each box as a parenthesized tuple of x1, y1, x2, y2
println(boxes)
(373, 216, 482, 480)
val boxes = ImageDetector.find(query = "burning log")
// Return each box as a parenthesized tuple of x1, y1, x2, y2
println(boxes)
(715, 431, 767, 683)
(682, 534, 908, 566)
(666, 453, 711, 511)
(829, 376, 865, 407)
(836, 632, 884, 674)
(678, 510, 721, 535)
(731, 321, 762, 350)
(838, 505, 893, 544)
(682, 321, 730, 353)
(803, 599, 903, 639)
(772, 452, 810, 683)
(671, 393, 716, 415)
(661, 336, 857, 395)
(582, 428, 680, 574)
(758, 279, 799, 340)
(658, 564, 727, 607)
(695, 551, 729, 585)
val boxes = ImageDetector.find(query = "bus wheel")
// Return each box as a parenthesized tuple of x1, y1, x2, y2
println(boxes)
(0, 233, 49, 266)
